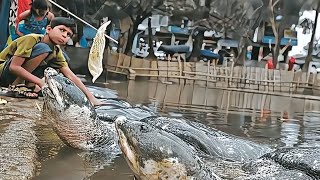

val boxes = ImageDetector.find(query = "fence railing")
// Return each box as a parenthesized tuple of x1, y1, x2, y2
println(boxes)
(105, 51, 320, 96)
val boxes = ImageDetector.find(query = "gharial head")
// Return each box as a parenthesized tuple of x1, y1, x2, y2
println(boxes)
(114, 116, 220, 180)
(42, 67, 93, 112)
(42, 67, 98, 150)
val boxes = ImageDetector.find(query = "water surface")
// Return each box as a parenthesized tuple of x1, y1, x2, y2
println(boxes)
(2, 80, 319, 179)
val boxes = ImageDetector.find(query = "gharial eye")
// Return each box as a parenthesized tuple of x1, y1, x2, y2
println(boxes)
(140, 124, 148, 131)
(65, 79, 72, 85)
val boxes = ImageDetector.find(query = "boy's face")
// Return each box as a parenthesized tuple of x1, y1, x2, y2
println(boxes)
(46, 25, 73, 45)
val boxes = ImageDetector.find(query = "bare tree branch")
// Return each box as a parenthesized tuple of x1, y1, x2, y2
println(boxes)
(272, 0, 280, 8)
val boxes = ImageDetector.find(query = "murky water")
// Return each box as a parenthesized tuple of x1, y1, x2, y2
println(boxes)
(1, 80, 320, 179)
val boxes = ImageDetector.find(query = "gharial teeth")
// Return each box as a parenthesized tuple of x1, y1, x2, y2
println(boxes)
(49, 92, 55, 99)
(46, 89, 55, 99)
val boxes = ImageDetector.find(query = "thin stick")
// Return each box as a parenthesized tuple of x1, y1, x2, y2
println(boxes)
(48, 0, 118, 44)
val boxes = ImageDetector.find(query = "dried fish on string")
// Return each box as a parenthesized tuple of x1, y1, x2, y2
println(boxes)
(88, 21, 111, 83)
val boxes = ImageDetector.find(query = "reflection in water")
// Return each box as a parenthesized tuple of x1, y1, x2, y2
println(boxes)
(299, 112, 320, 148)
(117, 80, 320, 148)
(280, 120, 301, 147)
(34, 146, 133, 180)
(1, 80, 318, 179)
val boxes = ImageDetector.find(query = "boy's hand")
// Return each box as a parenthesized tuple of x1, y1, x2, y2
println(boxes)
(37, 78, 46, 89)
(34, 78, 45, 92)
(34, 85, 42, 93)
(90, 97, 103, 106)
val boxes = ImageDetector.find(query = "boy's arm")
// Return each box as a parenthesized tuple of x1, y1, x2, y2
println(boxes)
(47, 12, 55, 21)
(10, 55, 46, 87)
(59, 66, 101, 106)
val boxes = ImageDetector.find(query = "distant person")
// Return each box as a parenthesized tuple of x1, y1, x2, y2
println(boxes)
(12, 0, 54, 40)
(266, 58, 274, 69)
(288, 56, 296, 71)
(0, 17, 101, 106)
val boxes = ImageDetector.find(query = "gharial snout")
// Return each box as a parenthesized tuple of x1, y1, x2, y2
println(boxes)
(42, 68, 65, 105)
(114, 116, 131, 144)
(114, 116, 146, 141)
(114, 116, 127, 129)
(114, 116, 141, 175)
(44, 67, 59, 82)
(42, 67, 59, 94)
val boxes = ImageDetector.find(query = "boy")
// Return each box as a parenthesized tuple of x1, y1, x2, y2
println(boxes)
(0, 17, 101, 106)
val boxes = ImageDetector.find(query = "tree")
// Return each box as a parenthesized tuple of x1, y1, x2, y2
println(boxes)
(267, 0, 305, 68)
(302, 0, 320, 72)
(194, 0, 265, 65)
(91, 1, 156, 54)
(73, 0, 266, 63)
(93, 0, 214, 56)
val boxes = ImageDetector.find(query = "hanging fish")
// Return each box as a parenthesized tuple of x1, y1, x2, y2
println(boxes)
(88, 21, 111, 83)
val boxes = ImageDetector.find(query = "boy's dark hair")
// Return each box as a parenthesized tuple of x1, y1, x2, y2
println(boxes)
(50, 17, 76, 33)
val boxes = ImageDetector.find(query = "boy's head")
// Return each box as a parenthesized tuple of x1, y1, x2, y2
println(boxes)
(50, 17, 76, 32)
(47, 17, 76, 45)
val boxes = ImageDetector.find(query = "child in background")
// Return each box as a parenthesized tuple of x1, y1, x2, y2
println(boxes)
(12, 0, 54, 40)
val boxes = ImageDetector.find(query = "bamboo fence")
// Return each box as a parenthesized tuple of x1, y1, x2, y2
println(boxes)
(105, 51, 320, 96)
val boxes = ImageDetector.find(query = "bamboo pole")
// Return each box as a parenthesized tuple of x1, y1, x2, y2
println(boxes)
(48, 0, 118, 44)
